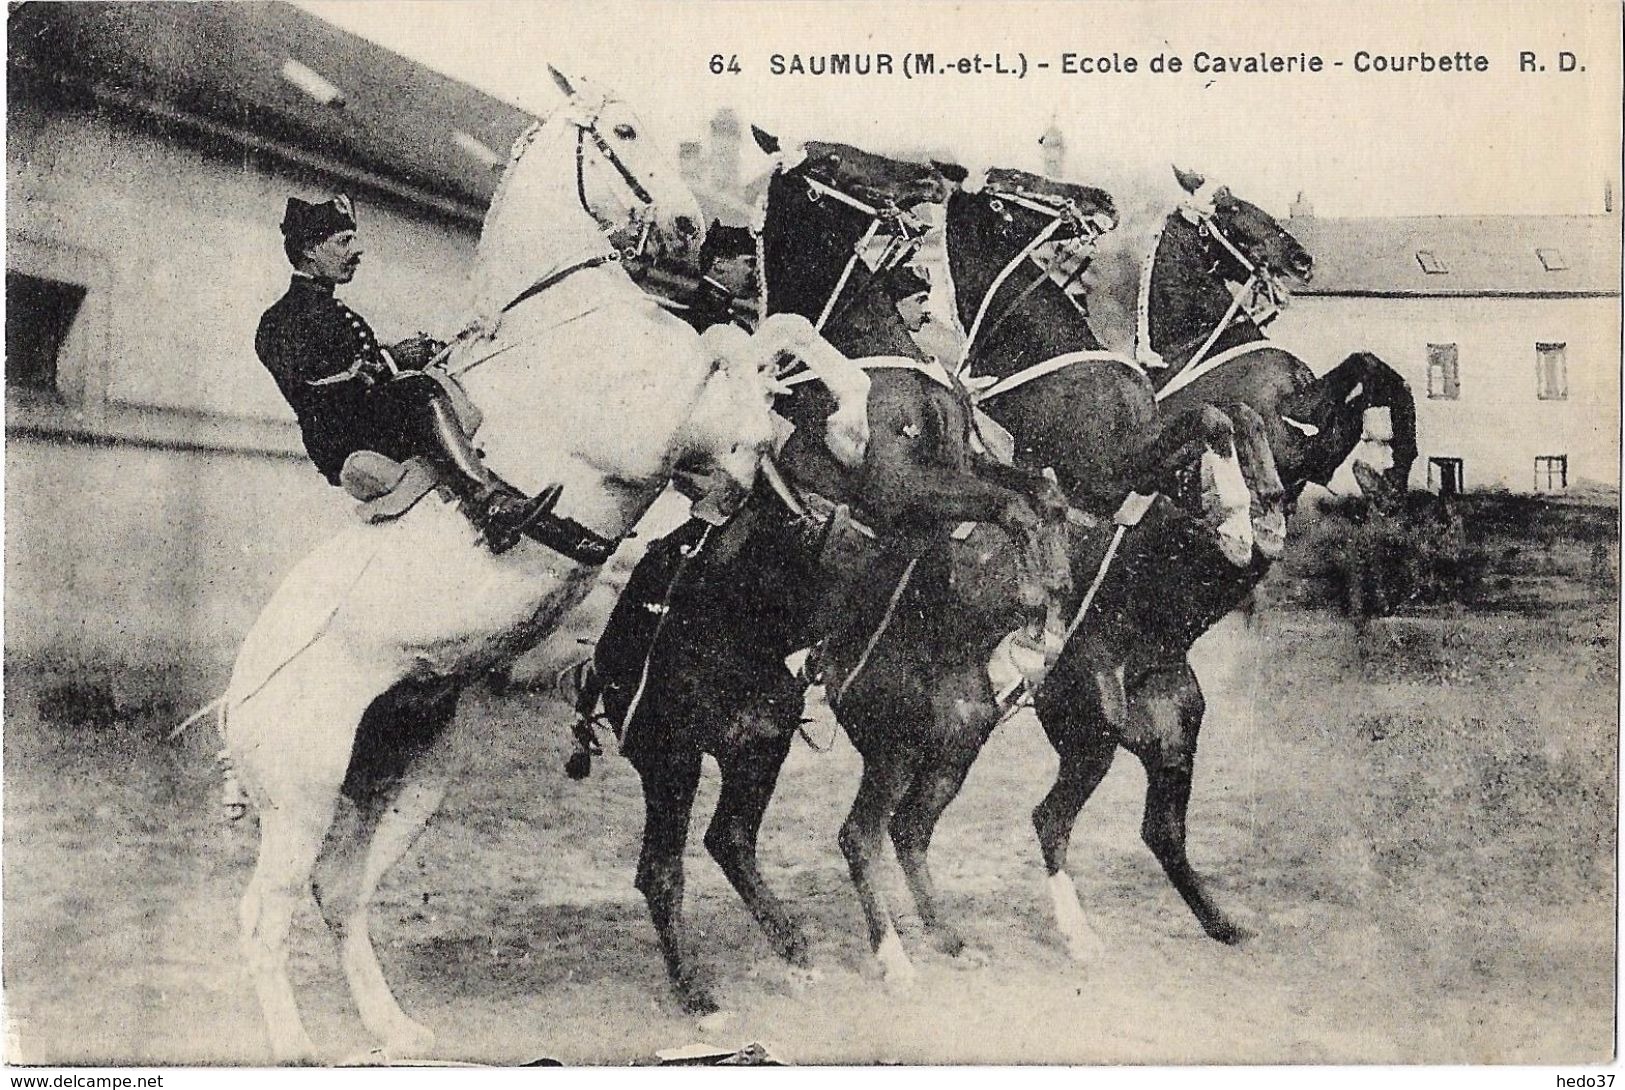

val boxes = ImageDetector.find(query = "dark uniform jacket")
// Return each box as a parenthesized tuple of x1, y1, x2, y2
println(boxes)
(256, 275, 408, 485)
(680, 277, 754, 335)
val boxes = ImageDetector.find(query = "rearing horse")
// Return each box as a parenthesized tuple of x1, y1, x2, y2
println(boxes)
(821, 167, 1282, 987)
(217, 75, 861, 1063)
(582, 134, 1070, 1017)
(827, 166, 1417, 975)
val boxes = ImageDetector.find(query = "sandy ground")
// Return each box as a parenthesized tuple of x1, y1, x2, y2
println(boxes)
(2, 582, 1616, 1066)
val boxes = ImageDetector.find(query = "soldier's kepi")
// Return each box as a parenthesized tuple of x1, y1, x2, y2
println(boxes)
(255, 194, 538, 552)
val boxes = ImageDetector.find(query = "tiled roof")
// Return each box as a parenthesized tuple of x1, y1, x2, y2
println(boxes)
(1286, 213, 1622, 297)
(8, 2, 536, 216)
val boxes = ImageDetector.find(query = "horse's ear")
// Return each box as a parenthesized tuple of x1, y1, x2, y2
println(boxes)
(931, 159, 969, 184)
(1211, 185, 1233, 206)
(751, 125, 780, 154)
(1173, 164, 1206, 194)
(548, 66, 577, 99)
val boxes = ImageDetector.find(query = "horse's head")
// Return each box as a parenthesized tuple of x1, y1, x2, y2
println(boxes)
(550, 67, 704, 265)
(1173, 166, 1314, 289)
(978, 168, 1118, 238)
(755, 128, 959, 326)
(947, 167, 1119, 339)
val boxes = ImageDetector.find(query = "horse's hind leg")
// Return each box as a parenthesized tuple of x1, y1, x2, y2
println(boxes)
(230, 660, 385, 1063)
(631, 744, 714, 1014)
(313, 681, 461, 1057)
(1123, 660, 1253, 944)
(703, 729, 810, 967)
(838, 738, 921, 991)
(888, 692, 998, 963)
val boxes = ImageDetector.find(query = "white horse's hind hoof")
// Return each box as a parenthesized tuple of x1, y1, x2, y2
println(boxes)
(1215, 514, 1255, 567)
(876, 927, 917, 993)
(1253, 510, 1287, 561)
(379, 1020, 436, 1061)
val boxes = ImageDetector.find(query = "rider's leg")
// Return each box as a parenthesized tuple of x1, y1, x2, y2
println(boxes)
(383, 375, 537, 551)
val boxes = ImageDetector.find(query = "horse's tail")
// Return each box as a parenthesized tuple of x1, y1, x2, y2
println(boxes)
(168, 695, 226, 742)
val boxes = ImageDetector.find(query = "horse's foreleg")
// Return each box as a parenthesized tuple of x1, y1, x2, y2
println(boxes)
(1225, 403, 1287, 561)
(703, 731, 809, 967)
(1031, 664, 1122, 966)
(1124, 662, 1253, 945)
(632, 747, 713, 1014)
(754, 313, 872, 468)
(838, 747, 921, 991)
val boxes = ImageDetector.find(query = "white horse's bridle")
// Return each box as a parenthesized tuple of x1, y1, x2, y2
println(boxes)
(567, 99, 662, 261)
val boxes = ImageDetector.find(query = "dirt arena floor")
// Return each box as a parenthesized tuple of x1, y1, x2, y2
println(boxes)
(3, 547, 1616, 1066)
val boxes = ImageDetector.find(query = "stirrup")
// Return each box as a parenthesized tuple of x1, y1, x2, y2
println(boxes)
(216, 749, 249, 823)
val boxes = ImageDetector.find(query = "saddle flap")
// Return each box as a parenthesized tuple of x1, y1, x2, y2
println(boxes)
(342, 454, 443, 524)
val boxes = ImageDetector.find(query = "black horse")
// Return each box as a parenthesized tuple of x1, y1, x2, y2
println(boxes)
(821, 165, 1417, 981)
(582, 134, 1070, 1015)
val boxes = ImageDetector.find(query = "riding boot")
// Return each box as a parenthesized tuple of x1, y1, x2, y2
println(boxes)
(419, 392, 537, 552)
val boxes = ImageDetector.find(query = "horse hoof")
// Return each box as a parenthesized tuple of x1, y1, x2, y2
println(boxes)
(1253, 511, 1287, 560)
(697, 1009, 738, 1036)
(1205, 917, 1255, 945)
(1063, 928, 1107, 966)
(1216, 523, 1254, 568)
(380, 1019, 437, 1060)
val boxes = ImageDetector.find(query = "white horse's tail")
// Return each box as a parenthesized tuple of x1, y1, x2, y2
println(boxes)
(168, 694, 226, 742)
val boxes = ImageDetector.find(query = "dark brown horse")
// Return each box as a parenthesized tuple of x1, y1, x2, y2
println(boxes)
(579, 134, 1069, 1015)
(821, 165, 1416, 983)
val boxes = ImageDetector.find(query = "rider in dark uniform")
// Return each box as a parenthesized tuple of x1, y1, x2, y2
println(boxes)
(256, 195, 532, 550)
(880, 262, 932, 334)
(678, 222, 759, 333)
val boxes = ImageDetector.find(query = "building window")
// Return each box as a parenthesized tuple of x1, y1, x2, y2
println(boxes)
(1535, 455, 1568, 492)
(1426, 343, 1460, 400)
(5, 271, 88, 398)
(1535, 248, 1569, 272)
(1536, 342, 1567, 400)
(1415, 250, 1448, 274)
(1428, 457, 1464, 495)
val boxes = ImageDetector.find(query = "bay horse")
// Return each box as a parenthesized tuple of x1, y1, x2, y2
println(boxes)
(581, 133, 1071, 1016)
(828, 166, 1418, 979)
(217, 74, 869, 1063)
(821, 167, 1283, 986)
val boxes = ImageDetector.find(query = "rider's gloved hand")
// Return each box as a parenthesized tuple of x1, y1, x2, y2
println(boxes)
(387, 333, 445, 370)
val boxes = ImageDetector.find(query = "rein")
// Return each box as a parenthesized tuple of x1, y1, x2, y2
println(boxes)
(1140, 205, 1288, 385)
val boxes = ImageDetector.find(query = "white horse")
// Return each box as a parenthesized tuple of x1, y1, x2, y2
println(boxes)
(221, 70, 869, 1063)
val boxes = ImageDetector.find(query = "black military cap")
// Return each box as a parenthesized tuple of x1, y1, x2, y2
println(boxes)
(280, 194, 356, 251)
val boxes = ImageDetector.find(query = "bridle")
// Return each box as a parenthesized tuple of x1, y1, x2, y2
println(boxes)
(496, 99, 668, 317)
(955, 186, 1114, 376)
(782, 172, 932, 333)
(1154, 201, 1291, 376)
(570, 99, 661, 262)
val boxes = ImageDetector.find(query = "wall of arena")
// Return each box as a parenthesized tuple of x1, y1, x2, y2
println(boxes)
(1272, 294, 1620, 495)
(6, 97, 482, 668)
